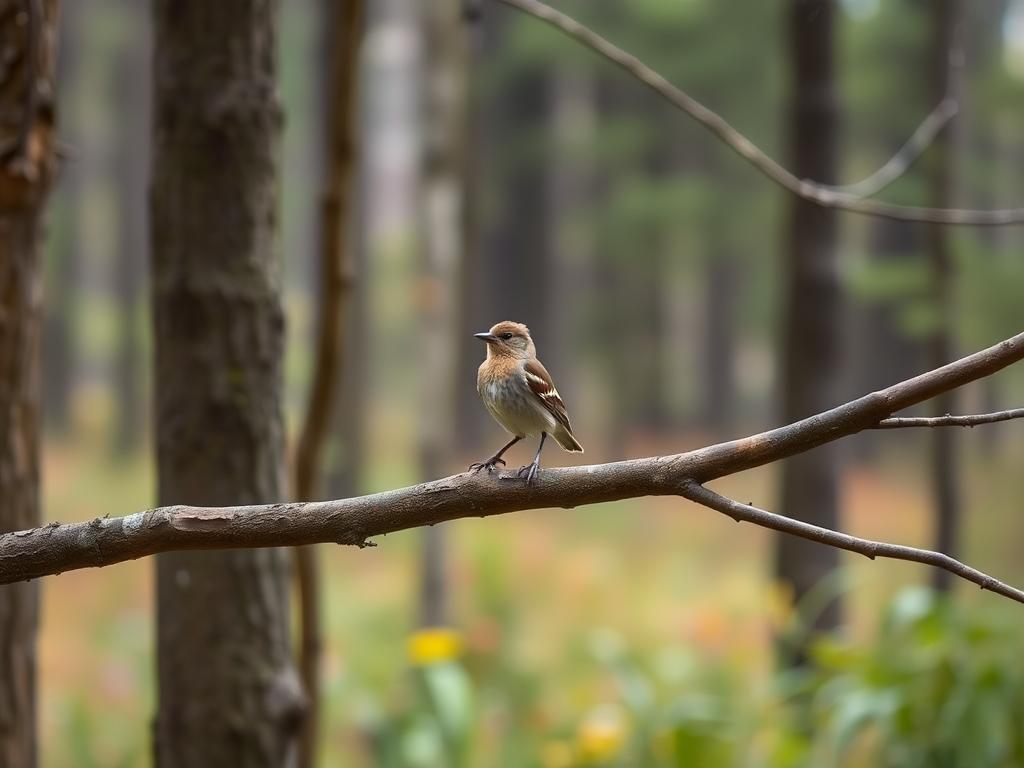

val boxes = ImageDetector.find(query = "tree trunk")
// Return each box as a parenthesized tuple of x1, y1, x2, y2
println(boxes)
(150, 2, 304, 766)
(927, 0, 962, 593)
(112, 0, 150, 457)
(775, 0, 843, 659)
(0, 2, 59, 765)
(417, 0, 468, 627)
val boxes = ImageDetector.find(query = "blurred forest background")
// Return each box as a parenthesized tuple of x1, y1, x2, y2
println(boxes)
(27, 0, 1024, 765)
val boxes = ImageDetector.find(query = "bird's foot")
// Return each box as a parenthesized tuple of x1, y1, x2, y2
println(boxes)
(513, 461, 541, 485)
(469, 456, 506, 474)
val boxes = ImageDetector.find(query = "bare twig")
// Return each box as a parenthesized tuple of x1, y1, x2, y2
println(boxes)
(493, 0, 1024, 226)
(678, 482, 1024, 603)
(875, 408, 1024, 428)
(2, 332, 1023, 600)
(827, 97, 957, 198)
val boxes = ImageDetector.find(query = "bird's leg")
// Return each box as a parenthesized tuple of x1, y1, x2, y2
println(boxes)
(469, 436, 520, 473)
(515, 432, 547, 485)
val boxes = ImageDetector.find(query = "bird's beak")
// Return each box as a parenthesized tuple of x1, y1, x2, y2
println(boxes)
(474, 332, 498, 343)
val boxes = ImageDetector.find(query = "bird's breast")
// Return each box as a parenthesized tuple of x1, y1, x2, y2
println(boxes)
(477, 369, 555, 438)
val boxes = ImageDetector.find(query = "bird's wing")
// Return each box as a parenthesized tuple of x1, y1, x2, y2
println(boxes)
(523, 359, 573, 434)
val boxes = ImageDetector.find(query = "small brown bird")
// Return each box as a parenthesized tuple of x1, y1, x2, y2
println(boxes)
(471, 321, 583, 484)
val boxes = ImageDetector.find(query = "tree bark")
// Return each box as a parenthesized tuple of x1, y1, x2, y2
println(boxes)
(776, 0, 843, 657)
(927, 0, 962, 593)
(150, 2, 304, 766)
(112, 0, 150, 456)
(0, 1, 59, 764)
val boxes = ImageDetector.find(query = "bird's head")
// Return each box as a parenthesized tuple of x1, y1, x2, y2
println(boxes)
(475, 321, 535, 360)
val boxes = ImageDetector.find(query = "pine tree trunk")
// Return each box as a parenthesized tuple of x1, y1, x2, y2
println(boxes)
(0, 2, 59, 764)
(775, 0, 843, 659)
(150, 2, 304, 765)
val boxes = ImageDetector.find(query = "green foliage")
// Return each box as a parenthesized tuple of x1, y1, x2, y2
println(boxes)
(807, 588, 1024, 768)
(357, 590, 1024, 768)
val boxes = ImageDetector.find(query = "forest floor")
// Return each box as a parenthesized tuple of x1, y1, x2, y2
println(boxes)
(35, 417, 1024, 767)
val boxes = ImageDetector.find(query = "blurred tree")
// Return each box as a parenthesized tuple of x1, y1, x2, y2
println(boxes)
(927, 0, 963, 593)
(845, 3, 927, 461)
(963, 0, 1011, 458)
(111, 0, 150, 456)
(417, 0, 470, 627)
(324, 0, 370, 501)
(453, 2, 486, 455)
(775, 0, 843, 661)
(324, 198, 368, 500)
(150, 2, 304, 765)
(480, 11, 552, 350)
(293, 0, 364, 765)
(547, 64, 596, 408)
(43, 0, 80, 434)
(0, 2, 59, 765)
(701, 147, 744, 438)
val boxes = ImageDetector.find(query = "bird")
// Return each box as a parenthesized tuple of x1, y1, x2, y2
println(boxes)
(470, 320, 583, 484)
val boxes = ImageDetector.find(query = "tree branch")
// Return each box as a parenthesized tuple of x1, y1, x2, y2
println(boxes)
(1, 331, 1023, 591)
(493, 0, 1024, 226)
(825, 97, 957, 199)
(678, 481, 1024, 604)
(874, 408, 1024, 428)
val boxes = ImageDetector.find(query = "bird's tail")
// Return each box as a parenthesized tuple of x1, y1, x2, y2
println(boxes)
(552, 425, 583, 452)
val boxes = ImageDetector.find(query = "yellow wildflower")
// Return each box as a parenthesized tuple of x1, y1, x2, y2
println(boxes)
(407, 627, 462, 666)
(577, 706, 627, 764)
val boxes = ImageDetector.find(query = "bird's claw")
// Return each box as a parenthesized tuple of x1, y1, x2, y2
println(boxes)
(469, 457, 506, 474)
(514, 462, 541, 485)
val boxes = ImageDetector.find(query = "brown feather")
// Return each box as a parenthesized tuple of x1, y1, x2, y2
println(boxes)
(523, 358, 582, 450)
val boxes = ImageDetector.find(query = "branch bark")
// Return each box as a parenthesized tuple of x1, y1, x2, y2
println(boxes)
(678, 482, 1024, 603)
(874, 409, 1024, 428)
(493, 0, 1024, 226)
(1, 332, 1023, 602)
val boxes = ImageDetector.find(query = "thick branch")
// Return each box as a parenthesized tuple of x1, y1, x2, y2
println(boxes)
(493, 0, 1024, 226)
(679, 482, 1024, 604)
(874, 409, 1024, 428)
(1, 331, 1023, 588)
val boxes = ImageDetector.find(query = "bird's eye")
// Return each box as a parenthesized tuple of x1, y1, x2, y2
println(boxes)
(500, 332, 514, 340)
